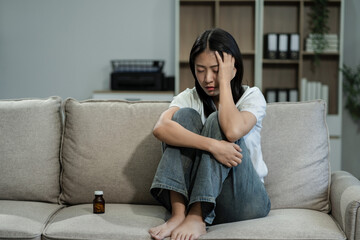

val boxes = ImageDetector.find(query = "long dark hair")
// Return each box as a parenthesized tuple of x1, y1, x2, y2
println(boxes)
(189, 28, 245, 117)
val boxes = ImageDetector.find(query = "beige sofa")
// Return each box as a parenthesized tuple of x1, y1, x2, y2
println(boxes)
(0, 96, 359, 240)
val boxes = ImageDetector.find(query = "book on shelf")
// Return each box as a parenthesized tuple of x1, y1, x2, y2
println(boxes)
(305, 34, 339, 53)
(289, 33, 299, 59)
(278, 34, 288, 59)
(264, 33, 278, 59)
(300, 77, 329, 111)
(264, 33, 299, 60)
(265, 88, 298, 103)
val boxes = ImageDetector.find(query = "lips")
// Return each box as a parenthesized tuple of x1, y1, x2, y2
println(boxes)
(206, 87, 215, 91)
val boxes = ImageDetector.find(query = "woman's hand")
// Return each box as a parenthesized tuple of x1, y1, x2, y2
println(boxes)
(209, 140, 243, 168)
(215, 51, 237, 85)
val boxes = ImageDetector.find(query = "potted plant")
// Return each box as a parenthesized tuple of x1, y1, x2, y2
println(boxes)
(308, 0, 330, 65)
(341, 64, 360, 122)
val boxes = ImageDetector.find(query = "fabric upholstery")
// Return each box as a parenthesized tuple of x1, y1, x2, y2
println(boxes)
(0, 200, 63, 240)
(43, 204, 169, 240)
(43, 206, 345, 240)
(331, 171, 360, 240)
(60, 99, 169, 205)
(0, 97, 62, 203)
(205, 209, 345, 240)
(262, 100, 331, 212)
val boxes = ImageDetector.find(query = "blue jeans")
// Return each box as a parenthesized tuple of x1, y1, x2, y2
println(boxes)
(150, 108, 271, 225)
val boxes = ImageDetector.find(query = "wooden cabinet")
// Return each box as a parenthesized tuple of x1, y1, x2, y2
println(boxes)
(175, 0, 344, 170)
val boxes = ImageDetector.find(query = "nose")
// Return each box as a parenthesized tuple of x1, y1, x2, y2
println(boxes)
(204, 71, 214, 83)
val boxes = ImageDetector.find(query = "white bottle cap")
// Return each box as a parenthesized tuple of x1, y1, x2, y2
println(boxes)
(94, 191, 103, 195)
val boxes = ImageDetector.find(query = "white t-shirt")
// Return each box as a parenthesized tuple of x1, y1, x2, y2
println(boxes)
(169, 86, 268, 181)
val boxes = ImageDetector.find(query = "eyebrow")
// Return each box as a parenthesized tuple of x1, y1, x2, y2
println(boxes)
(196, 64, 219, 68)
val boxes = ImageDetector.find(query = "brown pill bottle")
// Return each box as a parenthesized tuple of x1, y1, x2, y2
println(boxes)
(93, 191, 105, 214)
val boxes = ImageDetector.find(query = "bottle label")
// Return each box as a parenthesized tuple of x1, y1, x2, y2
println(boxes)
(93, 203, 105, 214)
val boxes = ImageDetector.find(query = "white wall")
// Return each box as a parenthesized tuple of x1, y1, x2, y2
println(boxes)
(0, 0, 175, 100)
(342, 0, 360, 178)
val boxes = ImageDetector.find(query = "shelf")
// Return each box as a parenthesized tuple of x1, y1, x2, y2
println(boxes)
(263, 59, 299, 64)
(92, 91, 174, 101)
(302, 51, 339, 56)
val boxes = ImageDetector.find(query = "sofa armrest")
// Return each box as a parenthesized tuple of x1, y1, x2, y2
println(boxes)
(331, 171, 360, 240)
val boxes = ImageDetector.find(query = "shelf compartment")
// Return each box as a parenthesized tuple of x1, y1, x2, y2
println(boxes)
(263, 2, 300, 34)
(219, 1, 255, 53)
(180, 1, 215, 62)
(303, 1, 341, 50)
(262, 64, 299, 91)
(302, 55, 339, 115)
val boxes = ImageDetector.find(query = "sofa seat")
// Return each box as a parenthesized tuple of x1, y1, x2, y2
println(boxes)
(206, 209, 346, 240)
(43, 203, 346, 240)
(0, 200, 63, 240)
(43, 204, 169, 240)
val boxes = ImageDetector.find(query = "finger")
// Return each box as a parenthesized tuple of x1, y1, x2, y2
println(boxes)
(233, 144, 241, 152)
(215, 51, 223, 63)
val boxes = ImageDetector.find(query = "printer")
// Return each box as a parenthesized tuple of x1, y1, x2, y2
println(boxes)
(110, 60, 174, 91)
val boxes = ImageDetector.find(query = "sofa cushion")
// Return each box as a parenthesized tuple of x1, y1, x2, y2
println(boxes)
(0, 97, 62, 203)
(60, 99, 169, 205)
(262, 100, 331, 212)
(0, 200, 63, 240)
(206, 209, 345, 240)
(43, 204, 169, 240)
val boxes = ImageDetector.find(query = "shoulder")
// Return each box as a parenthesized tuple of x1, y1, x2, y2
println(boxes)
(237, 86, 266, 106)
(236, 86, 267, 122)
(169, 87, 202, 109)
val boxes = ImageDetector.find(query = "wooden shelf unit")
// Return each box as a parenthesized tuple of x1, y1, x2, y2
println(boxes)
(179, 0, 257, 91)
(177, 0, 343, 115)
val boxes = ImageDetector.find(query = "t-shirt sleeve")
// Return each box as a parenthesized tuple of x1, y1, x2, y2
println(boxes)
(169, 88, 195, 109)
(236, 87, 267, 123)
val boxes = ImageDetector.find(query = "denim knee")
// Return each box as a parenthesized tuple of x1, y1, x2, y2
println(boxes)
(202, 112, 224, 141)
(172, 108, 203, 132)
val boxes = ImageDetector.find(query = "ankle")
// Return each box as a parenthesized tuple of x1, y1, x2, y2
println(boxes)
(187, 202, 205, 223)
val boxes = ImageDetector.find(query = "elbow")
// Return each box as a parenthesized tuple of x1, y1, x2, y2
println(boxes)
(153, 125, 162, 139)
(224, 129, 242, 143)
(153, 121, 168, 141)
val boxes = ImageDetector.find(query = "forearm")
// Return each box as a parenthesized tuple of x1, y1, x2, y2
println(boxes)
(218, 82, 245, 142)
(153, 119, 216, 152)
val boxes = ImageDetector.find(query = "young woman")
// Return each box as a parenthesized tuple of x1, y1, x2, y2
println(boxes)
(149, 28, 271, 240)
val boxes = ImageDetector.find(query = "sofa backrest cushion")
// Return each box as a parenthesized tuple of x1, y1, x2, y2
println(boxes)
(0, 97, 62, 203)
(60, 99, 169, 205)
(262, 100, 330, 212)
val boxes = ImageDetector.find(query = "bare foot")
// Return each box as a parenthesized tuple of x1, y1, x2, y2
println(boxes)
(170, 213, 207, 240)
(149, 215, 185, 240)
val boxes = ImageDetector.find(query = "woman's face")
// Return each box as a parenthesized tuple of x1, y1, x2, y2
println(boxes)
(194, 49, 220, 98)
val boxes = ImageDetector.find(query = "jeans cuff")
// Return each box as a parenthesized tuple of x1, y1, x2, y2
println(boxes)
(188, 196, 216, 206)
(150, 183, 189, 201)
